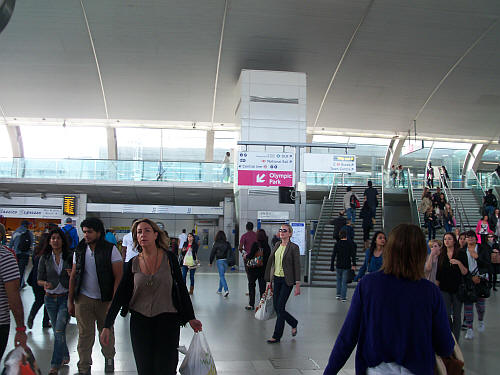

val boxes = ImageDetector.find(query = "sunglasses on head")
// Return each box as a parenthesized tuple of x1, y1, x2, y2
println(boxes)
(279, 229, 288, 233)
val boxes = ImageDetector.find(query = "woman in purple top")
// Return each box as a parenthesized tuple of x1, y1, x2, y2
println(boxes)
(324, 224, 454, 375)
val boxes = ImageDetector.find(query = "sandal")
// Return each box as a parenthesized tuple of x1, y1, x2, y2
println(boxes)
(245, 305, 254, 310)
(48, 368, 58, 374)
(292, 327, 298, 337)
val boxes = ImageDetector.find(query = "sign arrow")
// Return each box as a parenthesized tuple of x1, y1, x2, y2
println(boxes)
(256, 174, 265, 183)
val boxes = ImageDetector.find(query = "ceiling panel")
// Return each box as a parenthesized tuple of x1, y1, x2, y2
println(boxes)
(0, 0, 498, 140)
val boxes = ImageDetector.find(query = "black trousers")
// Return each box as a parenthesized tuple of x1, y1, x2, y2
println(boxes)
(247, 268, 266, 307)
(29, 286, 50, 325)
(362, 226, 371, 242)
(130, 310, 180, 375)
(0, 324, 9, 363)
(272, 276, 298, 340)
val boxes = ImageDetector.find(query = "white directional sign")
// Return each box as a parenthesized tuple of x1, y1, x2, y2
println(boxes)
(291, 222, 306, 255)
(237, 151, 295, 187)
(303, 154, 356, 173)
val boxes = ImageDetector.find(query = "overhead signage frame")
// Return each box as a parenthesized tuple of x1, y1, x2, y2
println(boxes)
(303, 154, 356, 173)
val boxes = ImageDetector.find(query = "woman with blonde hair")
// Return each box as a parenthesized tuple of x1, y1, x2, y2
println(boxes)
(324, 224, 453, 375)
(265, 223, 301, 344)
(101, 218, 202, 375)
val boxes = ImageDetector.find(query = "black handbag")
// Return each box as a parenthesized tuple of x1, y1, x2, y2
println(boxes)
(457, 274, 478, 303)
(227, 246, 236, 267)
(476, 277, 491, 298)
(346, 269, 356, 284)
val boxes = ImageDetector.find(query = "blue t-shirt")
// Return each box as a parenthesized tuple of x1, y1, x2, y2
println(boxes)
(324, 271, 454, 375)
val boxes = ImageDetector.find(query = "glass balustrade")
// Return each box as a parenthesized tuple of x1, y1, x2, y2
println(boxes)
(0, 158, 234, 184)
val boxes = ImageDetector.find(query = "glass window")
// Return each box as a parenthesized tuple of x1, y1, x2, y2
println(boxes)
(21, 125, 107, 159)
(214, 131, 237, 161)
(116, 127, 161, 160)
(162, 129, 206, 161)
(0, 125, 12, 158)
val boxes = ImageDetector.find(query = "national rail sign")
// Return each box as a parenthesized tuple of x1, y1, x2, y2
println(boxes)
(303, 153, 356, 173)
(237, 151, 295, 187)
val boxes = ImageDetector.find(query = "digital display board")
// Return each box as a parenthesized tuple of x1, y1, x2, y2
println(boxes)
(63, 196, 77, 216)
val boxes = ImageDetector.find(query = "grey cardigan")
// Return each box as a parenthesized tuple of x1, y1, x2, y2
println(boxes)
(265, 241, 301, 286)
(37, 253, 72, 290)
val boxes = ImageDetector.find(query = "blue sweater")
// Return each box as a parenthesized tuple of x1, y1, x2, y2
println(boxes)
(324, 271, 454, 375)
(354, 249, 383, 281)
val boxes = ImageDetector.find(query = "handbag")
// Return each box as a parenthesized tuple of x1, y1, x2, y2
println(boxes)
(435, 334, 464, 375)
(255, 290, 276, 321)
(457, 274, 478, 303)
(476, 277, 491, 298)
(346, 269, 356, 284)
(246, 248, 264, 268)
(226, 245, 236, 267)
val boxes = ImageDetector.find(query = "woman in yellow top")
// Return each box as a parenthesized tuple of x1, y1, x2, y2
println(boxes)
(264, 224, 301, 343)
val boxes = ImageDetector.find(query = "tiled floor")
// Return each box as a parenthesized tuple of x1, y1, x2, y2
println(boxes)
(2, 271, 497, 374)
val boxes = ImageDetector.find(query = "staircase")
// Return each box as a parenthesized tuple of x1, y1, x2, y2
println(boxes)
(413, 188, 481, 234)
(310, 186, 383, 287)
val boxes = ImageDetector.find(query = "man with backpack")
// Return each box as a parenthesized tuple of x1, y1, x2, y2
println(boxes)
(62, 217, 79, 251)
(8, 220, 34, 289)
(343, 187, 359, 223)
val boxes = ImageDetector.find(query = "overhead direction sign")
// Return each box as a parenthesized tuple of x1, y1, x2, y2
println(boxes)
(237, 151, 295, 187)
(303, 154, 356, 173)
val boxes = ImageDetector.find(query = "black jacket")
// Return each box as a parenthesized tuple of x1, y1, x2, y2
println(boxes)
(330, 239, 357, 270)
(104, 250, 195, 328)
(484, 194, 498, 208)
(489, 214, 499, 231)
(331, 215, 347, 240)
(73, 239, 116, 302)
(461, 246, 491, 275)
(38, 252, 72, 290)
(209, 240, 231, 264)
(359, 203, 373, 230)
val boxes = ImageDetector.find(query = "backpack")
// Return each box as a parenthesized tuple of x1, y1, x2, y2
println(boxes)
(62, 227, 76, 249)
(17, 231, 32, 252)
(350, 194, 360, 209)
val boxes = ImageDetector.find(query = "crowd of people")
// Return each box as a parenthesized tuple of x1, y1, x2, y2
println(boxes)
(0, 180, 499, 374)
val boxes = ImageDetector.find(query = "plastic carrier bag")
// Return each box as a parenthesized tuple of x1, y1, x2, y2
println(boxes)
(255, 290, 276, 321)
(178, 332, 217, 375)
(2, 346, 41, 375)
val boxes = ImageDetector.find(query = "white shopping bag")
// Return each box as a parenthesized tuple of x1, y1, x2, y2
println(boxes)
(3, 346, 42, 375)
(254, 290, 276, 321)
(178, 332, 217, 375)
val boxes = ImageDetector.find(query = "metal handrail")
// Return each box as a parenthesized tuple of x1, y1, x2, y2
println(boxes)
(407, 168, 421, 227)
(437, 173, 465, 230)
(328, 174, 336, 199)
(456, 196, 471, 230)
(381, 165, 385, 232)
(470, 169, 486, 195)
(310, 196, 328, 284)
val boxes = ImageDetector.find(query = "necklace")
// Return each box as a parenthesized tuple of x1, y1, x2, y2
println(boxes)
(141, 249, 160, 287)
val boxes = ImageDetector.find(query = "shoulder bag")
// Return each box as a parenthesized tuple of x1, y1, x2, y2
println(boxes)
(226, 244, 236, 267)
(246, 247, 264, 268)
(457, 273, 478, 303)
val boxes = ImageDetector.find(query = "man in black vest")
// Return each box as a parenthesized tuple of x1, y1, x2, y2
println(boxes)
(68, 218, 123, 375)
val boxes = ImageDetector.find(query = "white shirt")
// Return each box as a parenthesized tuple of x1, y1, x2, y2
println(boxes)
(367, 362, 415, 375)
(178, 232, 187, 250)
(122, 232, 139, 262)
(343, 191, 354, 210)
(46, 253, 68, 294)
(467, 246, 478, 273)
(73, 245, 122, 299)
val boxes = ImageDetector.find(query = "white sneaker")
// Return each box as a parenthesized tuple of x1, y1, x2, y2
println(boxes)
(223, 291, 229, 297)
(465, 328, 474, 340)
(336, 295, 341, 300)
(216, 291, 222, 295)
(478, 321, 485, 332)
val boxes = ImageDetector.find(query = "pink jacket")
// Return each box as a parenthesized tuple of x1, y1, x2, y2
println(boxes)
(475, 220, 493, 243)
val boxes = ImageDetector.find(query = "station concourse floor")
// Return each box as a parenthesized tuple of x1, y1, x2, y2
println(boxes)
(4, 270, 499, 374)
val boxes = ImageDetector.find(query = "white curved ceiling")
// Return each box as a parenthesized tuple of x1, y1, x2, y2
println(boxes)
(0, 0, 499, 140)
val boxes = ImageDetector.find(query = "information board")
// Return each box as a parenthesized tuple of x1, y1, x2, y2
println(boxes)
(303, 154, 356, 173)
(290, 222, 306, 255)
(237, 151, 295, 187)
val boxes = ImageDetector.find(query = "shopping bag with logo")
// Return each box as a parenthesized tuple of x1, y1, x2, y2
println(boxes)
(178, 332, 217, 375)
(255, 290, 276, 321)
(2, 346, 42, 375)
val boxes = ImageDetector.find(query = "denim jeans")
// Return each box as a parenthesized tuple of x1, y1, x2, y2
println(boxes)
(44, 294, 70, 368)
(181, 266, 196, 287)
(427, 221, 436, 240)
(444, 222, 453, 233)
(216, 259, 229, 292)
(17, 253, 30, 287)
(272, 277, 298, 340)
(336, 268, 349, 299)
(485, 205, 495, 216)
(346, 208, 356, 223)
